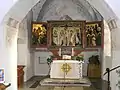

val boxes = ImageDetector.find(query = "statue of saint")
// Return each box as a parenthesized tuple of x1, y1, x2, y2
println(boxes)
(87, 33, 91, 46)
(75, 28, 81, 45)
(96, 26, 101, 45)
(53, 28, 58, 45)
(87, 28, 96, 46)
(92, 35, 96, 46)
(70, 30, 77, 46)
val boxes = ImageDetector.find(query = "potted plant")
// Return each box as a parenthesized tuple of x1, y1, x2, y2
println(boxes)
(47, 57, 52, 65)
(47, 56, 53, 75)
(88, 55, 101, 78)
(88, 55, 100, 65)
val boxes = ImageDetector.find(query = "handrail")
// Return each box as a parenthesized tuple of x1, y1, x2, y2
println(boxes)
(103, 65, 120, 90)
(103, 65, 120, 75)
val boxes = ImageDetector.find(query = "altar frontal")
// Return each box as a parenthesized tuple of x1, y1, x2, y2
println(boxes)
(50, 60, 83, 79)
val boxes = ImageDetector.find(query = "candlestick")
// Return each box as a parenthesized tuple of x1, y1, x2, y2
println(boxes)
(59, 48, 61, 56)
(72, 48, 74, 56)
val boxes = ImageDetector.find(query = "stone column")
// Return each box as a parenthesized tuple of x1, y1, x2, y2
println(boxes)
(0, 19, 19, 90)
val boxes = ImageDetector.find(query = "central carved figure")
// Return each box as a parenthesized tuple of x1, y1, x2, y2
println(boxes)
(52, 21, 83, 47)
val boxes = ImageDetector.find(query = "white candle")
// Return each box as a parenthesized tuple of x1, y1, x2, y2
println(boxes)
(72, 48, 74, 56)
(59, 48, 61, 56)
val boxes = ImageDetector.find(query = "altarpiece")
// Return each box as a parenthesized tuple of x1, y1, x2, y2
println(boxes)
(31, 20, 103, 50)
(47, 20, 85, 48)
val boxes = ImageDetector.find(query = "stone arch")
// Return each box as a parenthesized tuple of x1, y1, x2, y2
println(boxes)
(1, 0, 118, 90)
(36, 0, 103, 21)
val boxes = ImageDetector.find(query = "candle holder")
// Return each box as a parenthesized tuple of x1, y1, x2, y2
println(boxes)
(59, 48, 61, 56)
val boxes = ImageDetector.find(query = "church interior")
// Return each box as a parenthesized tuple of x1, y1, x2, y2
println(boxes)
(0, 0, 120, 90)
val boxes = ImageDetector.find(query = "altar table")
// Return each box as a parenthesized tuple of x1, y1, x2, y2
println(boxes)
(50, 60, 83, 79)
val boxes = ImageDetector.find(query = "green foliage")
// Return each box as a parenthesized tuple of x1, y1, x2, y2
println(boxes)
(88, 55, 100, 65)
(47, 56, 53, 65)
(76, 55, 84, 61)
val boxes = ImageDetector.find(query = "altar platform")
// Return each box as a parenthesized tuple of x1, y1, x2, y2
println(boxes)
(40, 77, 91, 87)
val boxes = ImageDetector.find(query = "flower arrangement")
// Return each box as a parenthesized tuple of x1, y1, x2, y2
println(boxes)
(47, 56, 54, 65)
(47, 55, 54, 75)
(88, 55, 100, 65)
(76, 54, 84, 61)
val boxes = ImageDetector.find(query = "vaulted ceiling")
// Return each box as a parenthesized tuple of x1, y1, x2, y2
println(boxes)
(32, 0, 103, 21)
(2, 0, 119, 29)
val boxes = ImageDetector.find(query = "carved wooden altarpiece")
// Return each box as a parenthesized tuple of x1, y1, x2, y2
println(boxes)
(30, 20, 103, 53)
(47, 20, 86, 48)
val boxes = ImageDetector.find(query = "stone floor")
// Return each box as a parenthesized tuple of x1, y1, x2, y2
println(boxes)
(18, 76, 109, 90)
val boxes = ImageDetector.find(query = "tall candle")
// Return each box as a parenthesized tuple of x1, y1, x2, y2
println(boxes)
(72, 48, 74, 56)
(59, 48, 61, 56)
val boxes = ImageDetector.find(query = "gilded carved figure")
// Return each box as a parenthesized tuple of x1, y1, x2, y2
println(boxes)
(86, 23, 102, 47)
(52, 26, 82, 46)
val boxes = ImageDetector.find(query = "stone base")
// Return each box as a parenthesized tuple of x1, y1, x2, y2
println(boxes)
(40, 77, 91, 87)
(54, 87, 83, 90)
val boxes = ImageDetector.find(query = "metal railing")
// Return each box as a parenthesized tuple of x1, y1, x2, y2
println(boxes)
(104, 66, 120, 90)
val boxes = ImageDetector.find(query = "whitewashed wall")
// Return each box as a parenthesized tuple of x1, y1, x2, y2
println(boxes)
(17, 43, 35, 81)
(17, 43, 26, 65)
(17, 10, 34, 81)
(34, 51, 52, 76)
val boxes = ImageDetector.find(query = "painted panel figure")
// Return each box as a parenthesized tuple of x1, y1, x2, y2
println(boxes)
(32, 22, 47, 47)
(86, 21, 103, 47)
(48, 21, 85, 47)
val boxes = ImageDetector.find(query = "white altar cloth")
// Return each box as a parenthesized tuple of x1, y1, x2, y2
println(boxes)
(50, 60, 83, 79)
